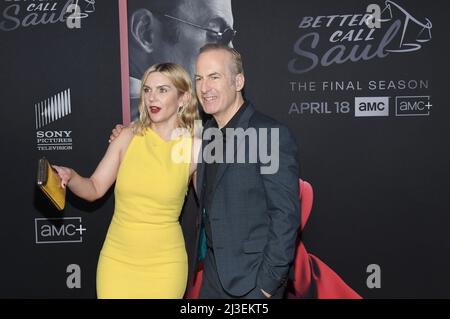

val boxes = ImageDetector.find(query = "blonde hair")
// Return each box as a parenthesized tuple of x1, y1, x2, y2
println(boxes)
(131, 63, 199, 136)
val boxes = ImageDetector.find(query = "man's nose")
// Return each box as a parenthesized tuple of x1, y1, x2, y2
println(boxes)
(199, 79, 209, 94)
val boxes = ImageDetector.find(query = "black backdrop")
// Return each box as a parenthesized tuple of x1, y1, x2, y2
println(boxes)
(0, 0, 449, 298)
(233, 0, 450, 298)
(0, 1, 122, 298)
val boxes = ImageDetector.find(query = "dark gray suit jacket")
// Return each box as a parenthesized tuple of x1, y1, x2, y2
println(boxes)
(196, 102, 300, 296)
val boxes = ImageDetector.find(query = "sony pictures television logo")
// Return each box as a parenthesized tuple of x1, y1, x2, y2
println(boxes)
(35, 88, 73, 151)
(35, 217, 86, 244)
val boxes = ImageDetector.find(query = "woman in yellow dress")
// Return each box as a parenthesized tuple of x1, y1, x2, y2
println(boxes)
(53, 63, 200, 298)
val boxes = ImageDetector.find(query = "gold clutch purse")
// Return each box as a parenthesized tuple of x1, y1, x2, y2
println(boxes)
(37, 157, 66, 211)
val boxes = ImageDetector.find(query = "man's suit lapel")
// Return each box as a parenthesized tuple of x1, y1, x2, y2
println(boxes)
(210, 103, 256, 197)
(196, 118, 215, 205)
(196, 160, 206, 206)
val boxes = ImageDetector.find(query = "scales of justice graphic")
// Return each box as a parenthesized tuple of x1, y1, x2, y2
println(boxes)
(379, 0, 432, 53)
(70, 0, 96, 19)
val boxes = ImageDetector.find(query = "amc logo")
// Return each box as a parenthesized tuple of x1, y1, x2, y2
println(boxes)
(355, 97, 389, 117)
(395, 96, 431, 116)
(35, 217, 86, 244)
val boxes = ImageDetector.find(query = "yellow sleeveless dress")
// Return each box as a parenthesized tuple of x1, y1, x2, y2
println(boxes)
(96, 128, 191, 298)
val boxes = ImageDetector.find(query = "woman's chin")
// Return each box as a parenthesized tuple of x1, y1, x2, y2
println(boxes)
(149, 114, 164, 123)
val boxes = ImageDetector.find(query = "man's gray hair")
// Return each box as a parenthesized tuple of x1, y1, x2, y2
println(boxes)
(199, 43, 244, 76)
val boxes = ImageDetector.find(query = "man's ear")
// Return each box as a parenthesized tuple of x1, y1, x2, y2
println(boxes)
(130, 9, 156, 54)
(235, 73, 245, 92)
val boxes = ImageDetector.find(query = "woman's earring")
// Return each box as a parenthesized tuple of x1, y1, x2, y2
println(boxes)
(177, 105, 184, 115)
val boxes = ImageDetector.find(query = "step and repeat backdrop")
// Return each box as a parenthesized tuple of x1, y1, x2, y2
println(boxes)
(0, 0, 449, 298)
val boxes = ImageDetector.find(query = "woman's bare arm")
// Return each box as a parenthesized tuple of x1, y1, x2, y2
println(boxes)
(54, 128, 133, 202)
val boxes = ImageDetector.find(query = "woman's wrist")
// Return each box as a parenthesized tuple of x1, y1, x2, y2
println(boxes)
(66, 168, 75, 188)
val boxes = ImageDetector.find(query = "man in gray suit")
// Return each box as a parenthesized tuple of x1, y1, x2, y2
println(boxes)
(194, 44, 300, 298)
